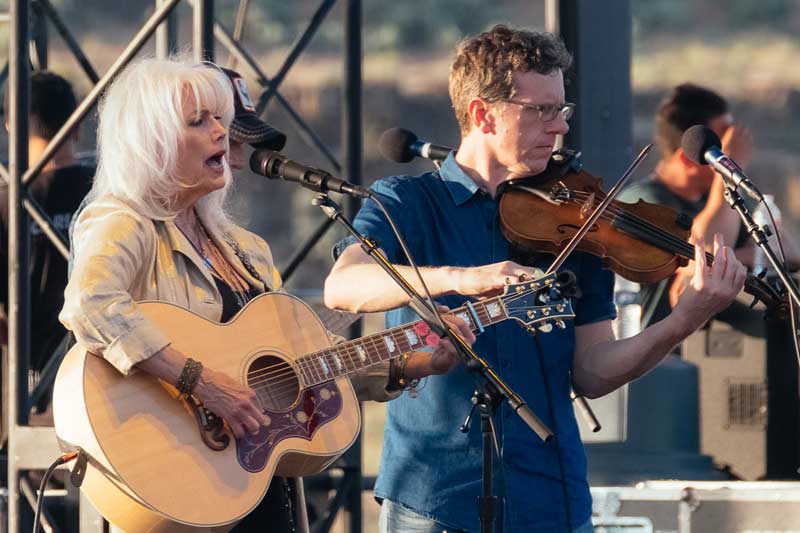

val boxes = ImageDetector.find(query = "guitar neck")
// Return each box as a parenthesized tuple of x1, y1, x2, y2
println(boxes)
(296, 297, 508, 387)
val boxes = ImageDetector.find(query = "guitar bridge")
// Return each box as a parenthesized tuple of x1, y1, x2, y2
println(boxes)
(185, 396, 230, 451)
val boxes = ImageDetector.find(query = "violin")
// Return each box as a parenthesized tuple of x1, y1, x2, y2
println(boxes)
(496, 150, 787, 317)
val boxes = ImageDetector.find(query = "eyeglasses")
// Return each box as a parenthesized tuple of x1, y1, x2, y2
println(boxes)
(499, 99, 575, 122)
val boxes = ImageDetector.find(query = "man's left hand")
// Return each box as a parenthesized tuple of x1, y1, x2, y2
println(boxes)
(671, 233, 747, 330)
(403, 311, 475, 380)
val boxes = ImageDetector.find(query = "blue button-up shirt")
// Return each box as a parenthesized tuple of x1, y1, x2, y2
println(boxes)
(334, 154, 616, 532)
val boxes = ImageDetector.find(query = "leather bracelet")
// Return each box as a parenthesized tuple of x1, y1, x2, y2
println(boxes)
(387, 356, 405, 392)
(391, 353, 420, 392)
(176, 358, 204, 398)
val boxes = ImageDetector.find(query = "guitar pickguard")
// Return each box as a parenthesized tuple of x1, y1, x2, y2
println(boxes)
(236, 382, 343, 473)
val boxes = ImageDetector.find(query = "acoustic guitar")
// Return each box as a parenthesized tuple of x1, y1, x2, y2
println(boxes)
(53, 273, 573, 532)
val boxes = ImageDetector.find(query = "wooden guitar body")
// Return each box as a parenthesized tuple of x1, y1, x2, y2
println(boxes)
(53, 292, 359, 532)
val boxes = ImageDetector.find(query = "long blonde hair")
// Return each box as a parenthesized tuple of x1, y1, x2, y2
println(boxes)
(92, 56, 235, 228)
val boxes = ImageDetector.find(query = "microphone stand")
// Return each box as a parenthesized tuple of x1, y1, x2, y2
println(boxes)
(723, 186, 800, 307)
(459, 388, 502, 533)
(315, 194, 553, 533)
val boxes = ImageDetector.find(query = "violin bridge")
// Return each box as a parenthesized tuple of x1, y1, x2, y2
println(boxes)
(549, 181, 574, 204)
(580, 192, 595, 220)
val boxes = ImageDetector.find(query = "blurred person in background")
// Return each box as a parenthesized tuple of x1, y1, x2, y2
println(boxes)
(221, 66, 287, 173)
(0, 71, 94, 411)
(620, 83, 800, 326)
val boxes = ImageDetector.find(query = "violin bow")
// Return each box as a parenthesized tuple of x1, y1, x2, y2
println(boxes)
(545, 144, 653, 276)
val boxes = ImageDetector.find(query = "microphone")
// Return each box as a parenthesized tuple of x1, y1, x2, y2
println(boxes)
(378, 127, 454, 163)
(249, 150, 372, 199)
(680, 125, 763, 202)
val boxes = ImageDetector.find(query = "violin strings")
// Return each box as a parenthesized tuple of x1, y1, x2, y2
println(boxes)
(550, 192, 773, 302)
(565, 191, 713, 262)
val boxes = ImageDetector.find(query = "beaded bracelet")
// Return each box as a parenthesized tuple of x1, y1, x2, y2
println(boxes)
(394, 353, 421, 394)
(176, 358, 204, 398)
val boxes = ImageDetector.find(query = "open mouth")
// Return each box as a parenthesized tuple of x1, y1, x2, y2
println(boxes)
(205, 150, 226, 171)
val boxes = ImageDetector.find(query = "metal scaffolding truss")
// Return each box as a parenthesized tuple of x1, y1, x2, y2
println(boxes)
(2, 1, 364, 531)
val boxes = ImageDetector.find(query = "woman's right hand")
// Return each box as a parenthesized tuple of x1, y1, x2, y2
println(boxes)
(193, 368, 268, 439)
(135, 346, 267, 440)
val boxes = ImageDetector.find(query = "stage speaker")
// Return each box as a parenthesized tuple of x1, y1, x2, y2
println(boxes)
(682, 297, 799, 480)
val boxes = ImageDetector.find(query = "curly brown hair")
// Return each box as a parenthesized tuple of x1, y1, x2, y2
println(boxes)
(448, 24, 572, 135)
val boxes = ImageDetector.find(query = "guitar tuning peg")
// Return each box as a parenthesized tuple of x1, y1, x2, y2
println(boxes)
(518, 273, 529, 282)
(555, 319, 566, 329)
(538, 323, 553, 333)
(526, 325, 537, 336)
(505, 277, 512, 285)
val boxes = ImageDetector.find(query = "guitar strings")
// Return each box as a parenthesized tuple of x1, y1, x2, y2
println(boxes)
(244, 286, 556, 389)
(244, 284, 548, 383)
(243, 295, 508, 385)
(246, 303, 561, 394)
(248, 307, 569, 401)
(244, 299, 492, 382)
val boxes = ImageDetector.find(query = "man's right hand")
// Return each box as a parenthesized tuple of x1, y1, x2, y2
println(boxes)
(453, 260, 542, 298)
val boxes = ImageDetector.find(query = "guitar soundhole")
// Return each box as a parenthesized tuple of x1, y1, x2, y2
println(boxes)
(247, 355, 300, 412)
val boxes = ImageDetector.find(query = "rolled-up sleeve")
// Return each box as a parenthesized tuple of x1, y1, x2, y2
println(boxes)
(60, 204, 170, 375)
(349, 361, 401, 403)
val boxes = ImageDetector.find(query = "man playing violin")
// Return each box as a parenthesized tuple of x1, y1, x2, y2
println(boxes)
(324, 25, 745, 533)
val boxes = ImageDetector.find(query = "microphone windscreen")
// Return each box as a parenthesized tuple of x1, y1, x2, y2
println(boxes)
(379, 127, 418, 163)
(249, 148, 277, 176)
(680, 125, 721, 165)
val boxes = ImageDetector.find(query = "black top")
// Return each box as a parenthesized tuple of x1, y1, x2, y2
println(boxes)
(213, 276, 261, 323)
(0, 163, 94, 371)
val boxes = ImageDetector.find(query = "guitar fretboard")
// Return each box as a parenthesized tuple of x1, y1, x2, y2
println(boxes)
(295, 297, 508, 387)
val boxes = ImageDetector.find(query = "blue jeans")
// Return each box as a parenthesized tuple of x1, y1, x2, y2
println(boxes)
(379, 499, 465, 533)
(379, 499, 595, 533)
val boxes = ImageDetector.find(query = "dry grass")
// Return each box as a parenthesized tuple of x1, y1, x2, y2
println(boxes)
(633, 32, 800, 97)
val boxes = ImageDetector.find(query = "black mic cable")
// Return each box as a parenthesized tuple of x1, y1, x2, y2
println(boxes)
(33, 451, 80, 533)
